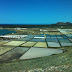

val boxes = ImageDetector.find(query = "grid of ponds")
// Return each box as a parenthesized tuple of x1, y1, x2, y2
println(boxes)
(3, 34, 72, 48)
(0, 33, 72, 61)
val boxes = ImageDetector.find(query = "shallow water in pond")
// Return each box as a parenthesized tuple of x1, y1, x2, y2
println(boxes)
(20, 47, 63, 59)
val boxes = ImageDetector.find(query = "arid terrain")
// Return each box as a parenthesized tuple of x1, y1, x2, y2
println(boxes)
(0, 27, 72, 72)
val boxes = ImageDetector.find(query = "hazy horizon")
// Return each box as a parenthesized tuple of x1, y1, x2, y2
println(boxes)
(0, 22, 72, 25)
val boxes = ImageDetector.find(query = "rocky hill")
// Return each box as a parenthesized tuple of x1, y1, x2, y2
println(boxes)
(55, 22, 72, 25)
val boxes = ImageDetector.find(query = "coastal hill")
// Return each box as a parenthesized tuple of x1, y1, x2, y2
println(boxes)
(55, 22, 72, 25)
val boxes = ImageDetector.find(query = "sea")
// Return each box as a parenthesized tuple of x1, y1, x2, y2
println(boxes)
(0, 29, 16, 35)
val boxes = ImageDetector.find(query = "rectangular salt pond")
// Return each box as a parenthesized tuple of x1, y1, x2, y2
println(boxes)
(0, 47, 29, 61)
(34, 37, 45, 38)
(65, 35, 72, 38)
(20, 41, 36, 47)
(41, 34, 44, 35)
(45, 34, 50, 38)
(46, 38, 58, 42)
(60, 43, 72, 47)
(66, 34, 72, 36)
(45, 34, 50, 35)
(56, 35, 63, 38)
(58, 39, 70, 43)
(0, 46, 14, 55)
(50, 35, 57, 38)
(1, 35, 28, 38)
(47, 42, 61, 47)
(16, 38, 32, 41)
(25, 35, 34, 38)
(33, 42, 47, 48)
(62, 35, 68, 39)
(34, 35, 45, 38)
(20, 47, 63, 60)
(31, 38, 45, 42)
(4, 41, 26, 46)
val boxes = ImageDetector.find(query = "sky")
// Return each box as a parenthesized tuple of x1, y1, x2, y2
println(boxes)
(0, 0, 72, 24)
